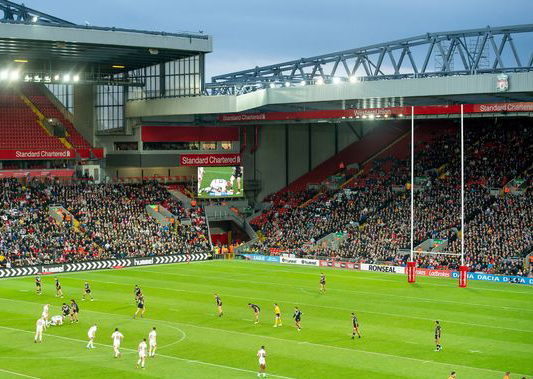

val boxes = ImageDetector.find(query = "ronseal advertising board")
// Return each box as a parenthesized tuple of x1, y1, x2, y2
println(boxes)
(360, 263, 405, 274)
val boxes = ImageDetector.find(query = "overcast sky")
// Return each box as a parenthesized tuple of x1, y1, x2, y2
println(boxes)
(22, 0, 533, 80)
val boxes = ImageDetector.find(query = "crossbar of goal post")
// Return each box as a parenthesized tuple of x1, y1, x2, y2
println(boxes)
(407, 105, 468, 287)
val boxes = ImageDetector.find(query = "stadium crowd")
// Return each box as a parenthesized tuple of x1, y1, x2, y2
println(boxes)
(251, 121, 532, 276)
(0, 179, 210, 267)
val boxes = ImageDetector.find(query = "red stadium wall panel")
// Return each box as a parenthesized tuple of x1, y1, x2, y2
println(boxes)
(142, 125, 239, 142)
(318, 260, 359, 270)
(0, 149, 76, 160)
(180, 153, 241, 166)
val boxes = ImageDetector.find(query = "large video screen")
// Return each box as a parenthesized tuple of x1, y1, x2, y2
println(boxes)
(198, 166, 244, 198)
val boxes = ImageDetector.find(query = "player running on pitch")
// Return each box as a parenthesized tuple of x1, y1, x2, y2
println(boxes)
(86, 324, 97, 349)
(273, 303, 282, 327)
(293, 307, 302, 331)
(82, 281, 94, 301)
(435, 320, 442, 351)
(351, 312, 361, 339)
(257, 345, 267, 377)
(70, 299, 79, 323)
(41, 303, 49, 323)
(134, 285, 143, 301)
(111, 328, 124, 358)
(134, 295, 145, 319)
(35, 275, 42, 295)
(55, 277, 64, 298)
(137, 338, 147, 369)
(249, 303, 261, 324)
(320, 273, 326, 293)
(148, 327, 157, 357)
(34, 317, 46, 343)
(214, 294, 223, 317)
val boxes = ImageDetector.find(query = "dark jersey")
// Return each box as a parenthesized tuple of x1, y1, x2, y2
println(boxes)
(135, 287, 142, 298)
(137, 298, 144, 309)
(435, 325, 441, 338)
(71, 302, 79, 313)
(233, 166, 242, 178)
(320, 275, 326, 284)
(293, 310, 302, 321)
(250, 304, 260, 313)
(352, 315, 359, 326)
(215, 296, 222, 306)
(55, 279, 61, 289)
(84, 283, 91, 293)
(35, 277, 41, 286)
(62, 304, 70, 316)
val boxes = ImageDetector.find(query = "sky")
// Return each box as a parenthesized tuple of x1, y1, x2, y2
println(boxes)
(21, 0, 533, 80)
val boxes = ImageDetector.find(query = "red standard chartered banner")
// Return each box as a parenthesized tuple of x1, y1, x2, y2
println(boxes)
(180, 153, 241, 166)
(0, 149, 75, 160)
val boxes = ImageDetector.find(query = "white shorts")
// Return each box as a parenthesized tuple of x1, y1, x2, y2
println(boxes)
(139, 353, 146, 359)
(42, 313, 48, 319)
(149, 341, 156, 348)
(88, 333, 95, 339)
(36, 327, 43, 333)
(113, 343, 121, 349)
(259, 358, 266, 366)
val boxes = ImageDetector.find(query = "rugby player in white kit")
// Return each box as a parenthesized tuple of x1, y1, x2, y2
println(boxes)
(34, 317, 46, 343)
(111, 328, 124, 358)
(86, 323, 97, 349)
(42, 303, 50, 322)
(137, 338, 147, 369)
(47, 315, 64, 326)
(257, 345, 267, 377)
(148, 327, 157, 357)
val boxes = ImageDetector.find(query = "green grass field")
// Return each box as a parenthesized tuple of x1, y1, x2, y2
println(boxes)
(0, 260, 531, 379)
(198, 167, 243, 198)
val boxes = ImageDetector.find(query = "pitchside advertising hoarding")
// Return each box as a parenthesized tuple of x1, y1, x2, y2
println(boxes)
(451, 271, 533, 285)
(242, 254, 281, 263)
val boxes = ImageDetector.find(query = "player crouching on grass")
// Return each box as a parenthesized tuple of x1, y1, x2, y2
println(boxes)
(148, 327, 157, 357)
(249, 303, 261, 324)
(273, 303, 282, 327)
(257, 345, 267, 377)
(47, 315, 64, 327)
(86, 323, 97, 349)
(137, 338, 147, 369)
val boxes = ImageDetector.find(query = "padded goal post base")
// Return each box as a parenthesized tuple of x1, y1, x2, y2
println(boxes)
(459, 265, 468, 287)
(407, 261, 416, 283)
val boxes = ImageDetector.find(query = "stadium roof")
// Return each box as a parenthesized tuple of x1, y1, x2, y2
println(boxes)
(0, 0, 212, 75)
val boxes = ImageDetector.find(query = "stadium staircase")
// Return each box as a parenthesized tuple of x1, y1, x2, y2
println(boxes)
(21, 85, 92, 150)
(0, 87, 66, 149)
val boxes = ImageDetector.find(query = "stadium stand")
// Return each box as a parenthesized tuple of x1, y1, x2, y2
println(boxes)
(250, 120, 533, 276)
(0, 179, 210, 267)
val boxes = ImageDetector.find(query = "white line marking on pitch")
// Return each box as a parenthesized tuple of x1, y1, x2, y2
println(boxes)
(0, 368, 49, 379)
(0, 325, 307, 379)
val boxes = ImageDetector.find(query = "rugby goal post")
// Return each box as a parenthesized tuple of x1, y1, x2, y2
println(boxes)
(407, 106, 468, 287)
